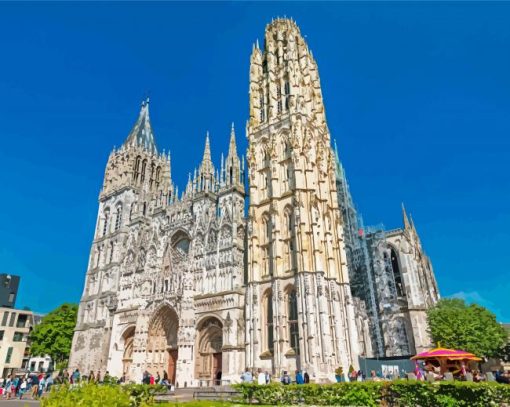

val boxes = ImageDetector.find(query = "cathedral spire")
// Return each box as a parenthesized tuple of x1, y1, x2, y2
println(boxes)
(123, 98, 157, 154)
(222, 123, 243, 192)
(402, 202, 411, 230)
(228, 122, 238, 158)
(200, 132, 214, 177)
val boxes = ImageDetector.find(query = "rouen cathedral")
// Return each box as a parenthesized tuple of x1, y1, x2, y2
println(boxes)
(70, 19, 439, 385)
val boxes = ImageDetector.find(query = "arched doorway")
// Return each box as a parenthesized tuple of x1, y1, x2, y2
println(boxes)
(195, 317, 223, 385)
(147, 305, 179, 384)
(122, 326, 135, 377)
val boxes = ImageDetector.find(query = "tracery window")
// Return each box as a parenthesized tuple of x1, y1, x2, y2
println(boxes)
(141, 159, 147, 183)
(109, 241, 114, 263)
(155, 167, 161, 189)
(284, 81, 290, 110)
(277, 84, 282, 113)
(260, 95, 265, 122)
(265, 291, 274, 354)
(288, 289, 300, 354)
(391, 248, 405, 297)
(115, 204, 123, 231)
(134, 156, 141, 182)
(102, 209, 110, 237)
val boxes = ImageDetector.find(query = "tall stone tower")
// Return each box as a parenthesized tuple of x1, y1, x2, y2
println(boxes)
(245, 19, 359, 380)
(69, 99, 172, 373)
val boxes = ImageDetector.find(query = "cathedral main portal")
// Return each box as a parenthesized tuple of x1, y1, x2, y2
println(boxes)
(147, 305, 179, 383)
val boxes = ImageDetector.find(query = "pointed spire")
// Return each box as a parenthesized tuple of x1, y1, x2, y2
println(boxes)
(228, 122, 238, 158)
(203, 131, 212, 163)
(333, 139, 344, 180)
(402, 202, 411, 230)
(123, 99, 157, 154)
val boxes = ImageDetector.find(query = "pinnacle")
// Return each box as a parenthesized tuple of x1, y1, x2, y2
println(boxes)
(123, 99, 157, 154)
(402, 202, 411, 230)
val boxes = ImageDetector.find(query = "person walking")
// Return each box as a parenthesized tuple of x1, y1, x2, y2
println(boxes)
(88, 371, 95, 383)
(295, 370, 304, 384)
(72, 369, 81, 384)
(30, 375, 39, 398)
(280, 371, 291, 385)
(19, 378, 26, 399)
(241, 368, 253, 383)
(303, 371, 310, 384)
(257, 368, 266, 385)
(142, 371, 151, 385)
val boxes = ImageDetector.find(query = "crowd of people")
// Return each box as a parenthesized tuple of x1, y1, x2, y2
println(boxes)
(0, 372, 54, 400)
(240, 368, 310, 385)
(141, 370, 174, 389)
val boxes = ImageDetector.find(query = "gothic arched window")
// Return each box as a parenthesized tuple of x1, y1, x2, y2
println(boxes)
(102, 208, 110, 237)
(134, 156, 141, 182)
(155, 166, 161, 189)
(284, 81, 290, 110)
(288, 288, 300, 354)
(391, 248, 405, 297)
(109, 241, 114, 263)
(265, 291, 274, 354)
(141, 159, 147, 183)
(260, 95, 265, 122)
(277, 84, 282, 113)
(115, 204, 123, 231)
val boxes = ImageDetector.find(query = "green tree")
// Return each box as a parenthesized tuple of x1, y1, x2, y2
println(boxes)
(427, 298, 508, 358)
(29, 303, 78, 366)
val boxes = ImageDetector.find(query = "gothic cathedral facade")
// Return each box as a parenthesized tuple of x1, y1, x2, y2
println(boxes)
(70, 19, 439, 385)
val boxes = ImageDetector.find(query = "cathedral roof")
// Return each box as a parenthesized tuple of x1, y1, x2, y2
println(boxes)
(123, 99, 158, 154)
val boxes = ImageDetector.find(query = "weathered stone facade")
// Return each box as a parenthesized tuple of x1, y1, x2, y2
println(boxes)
(334, 145, 440, 358)
(70, 18, 440, 385)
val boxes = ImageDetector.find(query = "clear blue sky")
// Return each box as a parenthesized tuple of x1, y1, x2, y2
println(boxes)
(0, 3, 509, 321)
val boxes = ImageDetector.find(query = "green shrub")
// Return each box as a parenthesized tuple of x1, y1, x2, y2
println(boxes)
(233, 381, 510, 406)
(41, 383, 131, 407)
(41, 383, 167, 407)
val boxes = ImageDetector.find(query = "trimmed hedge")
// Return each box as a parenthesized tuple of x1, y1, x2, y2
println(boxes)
(41, 383, 166, 407)
(233, 381, 510, 406)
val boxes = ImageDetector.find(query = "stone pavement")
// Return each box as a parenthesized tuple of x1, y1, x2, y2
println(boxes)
(0, 400, 40, 406)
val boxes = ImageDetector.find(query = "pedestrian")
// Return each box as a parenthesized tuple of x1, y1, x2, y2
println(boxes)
(72, 369, 81, 384)
(241, 368, 253, 383)
(89, 371, 95, 383)
(46, 374, 54, 392)
(30, 375, 39, 398)
(142, 371, 150, 385)
(303, 371, 310, 384)
(149, 374, 155, 385)
(104, 371, 110, 383)
(280, 371, 291, 385)
(156, 372, 161, 384)
(19, 378, 26, 399)
(5, 375, 13, 400)
(96, 370, 101, 383)
(295, 370, 304, 384)
(257, 368, 266, 385)
(265, 371, 271, 384)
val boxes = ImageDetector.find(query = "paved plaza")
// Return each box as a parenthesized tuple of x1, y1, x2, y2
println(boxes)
(0, 401, 39, 406)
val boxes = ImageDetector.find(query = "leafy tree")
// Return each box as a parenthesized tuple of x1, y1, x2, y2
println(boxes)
(29, 303, 78, 366)
(427, 298, 508, 358)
